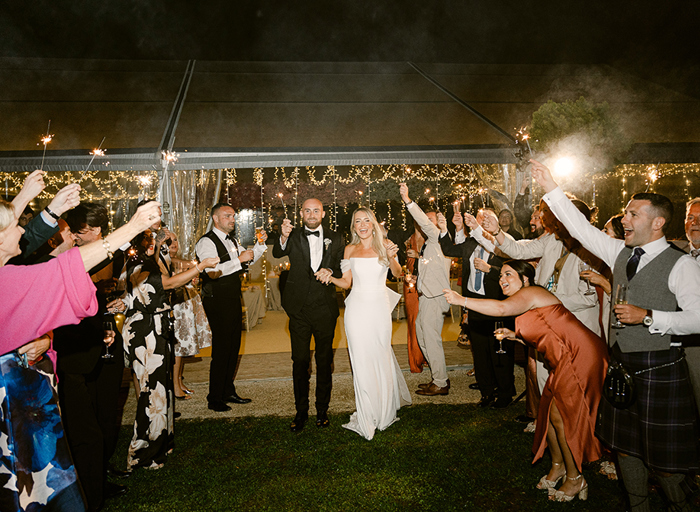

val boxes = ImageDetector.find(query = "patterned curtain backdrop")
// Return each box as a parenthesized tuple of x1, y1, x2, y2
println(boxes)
(163, 169, 220, 259)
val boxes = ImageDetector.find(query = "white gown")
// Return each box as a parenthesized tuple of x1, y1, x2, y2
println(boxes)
(341, 257, 412, 440)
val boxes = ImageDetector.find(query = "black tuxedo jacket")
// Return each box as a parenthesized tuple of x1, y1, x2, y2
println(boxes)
(440, 233, 504, 321)
(272, 226, 344, 317)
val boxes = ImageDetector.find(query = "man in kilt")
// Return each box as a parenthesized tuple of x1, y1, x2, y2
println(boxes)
(533, 160, 700, 511)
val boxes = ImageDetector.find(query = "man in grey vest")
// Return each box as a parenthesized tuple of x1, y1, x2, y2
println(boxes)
(533, 160, 700, 510)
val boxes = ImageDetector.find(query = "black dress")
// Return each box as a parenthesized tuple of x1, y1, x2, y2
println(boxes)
(122, 257, 174, 470)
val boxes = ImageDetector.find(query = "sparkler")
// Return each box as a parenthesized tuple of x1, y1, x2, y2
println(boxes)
(516, 127, 534, 156)
(39, 120, 53, 171)
(278, 193, 287, 218)
(82, 137, 106, 179)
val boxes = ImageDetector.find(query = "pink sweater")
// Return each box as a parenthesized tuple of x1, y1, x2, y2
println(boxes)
(0, 248, 98, 355)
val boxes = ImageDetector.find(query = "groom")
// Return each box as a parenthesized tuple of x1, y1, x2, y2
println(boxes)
(273, 198, 344, 432)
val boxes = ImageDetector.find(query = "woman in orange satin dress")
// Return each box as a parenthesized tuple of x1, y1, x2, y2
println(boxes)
(404, 229, 427, 373)
(444, 260, 608, 503)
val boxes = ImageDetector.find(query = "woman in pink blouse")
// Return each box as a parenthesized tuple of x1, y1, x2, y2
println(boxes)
(0, 196, 161, 512)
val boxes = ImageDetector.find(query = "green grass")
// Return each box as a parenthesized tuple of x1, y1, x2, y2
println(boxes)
(104, 403, 648, 511)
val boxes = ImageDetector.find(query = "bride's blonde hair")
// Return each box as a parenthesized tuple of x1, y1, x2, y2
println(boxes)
(349, 207, 389, 267)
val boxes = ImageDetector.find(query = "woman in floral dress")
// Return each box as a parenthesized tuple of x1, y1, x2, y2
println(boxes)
(122, 230, 217, 470)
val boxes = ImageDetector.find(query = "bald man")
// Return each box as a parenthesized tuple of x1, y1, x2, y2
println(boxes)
(273, 198, 344, 432)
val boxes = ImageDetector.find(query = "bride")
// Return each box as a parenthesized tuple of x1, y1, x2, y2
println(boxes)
(318, 207, 412, 440)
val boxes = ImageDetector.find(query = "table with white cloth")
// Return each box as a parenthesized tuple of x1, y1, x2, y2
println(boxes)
(242, 285, 266, 328)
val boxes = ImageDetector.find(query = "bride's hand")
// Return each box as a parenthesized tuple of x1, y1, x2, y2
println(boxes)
(314, 268, 332, 285)
(495, 327, 516, 340)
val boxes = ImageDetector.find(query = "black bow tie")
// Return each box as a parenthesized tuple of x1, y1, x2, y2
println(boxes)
(304, 230, 320, 237)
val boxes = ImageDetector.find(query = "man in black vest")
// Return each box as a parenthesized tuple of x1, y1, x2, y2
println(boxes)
(273, 198, 343, 432)
(534, 160, 700, 510)
(196, 203, 267, 412)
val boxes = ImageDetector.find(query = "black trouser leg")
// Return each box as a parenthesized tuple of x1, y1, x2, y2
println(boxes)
(469, 319, 497, 398)
(95, 343, 125, 467)
(203, 296, 242, 403)
(492, 338, 516, 399)
(58, 371, 104, 512)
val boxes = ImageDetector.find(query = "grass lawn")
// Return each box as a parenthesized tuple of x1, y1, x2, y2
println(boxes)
(103, 403, 656, 511)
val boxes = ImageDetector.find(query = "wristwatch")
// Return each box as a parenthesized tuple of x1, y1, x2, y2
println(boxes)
(643, 310, 654, 327)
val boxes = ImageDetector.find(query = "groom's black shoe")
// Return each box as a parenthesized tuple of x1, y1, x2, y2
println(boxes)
(225, 393, 252, 404)
(290, 412, 308, 432)
(316, 411, 330, 428)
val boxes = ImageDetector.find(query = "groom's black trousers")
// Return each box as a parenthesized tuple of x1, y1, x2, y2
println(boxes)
(288, 297, 337, 414)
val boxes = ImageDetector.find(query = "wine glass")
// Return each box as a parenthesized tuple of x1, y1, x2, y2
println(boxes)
(579, 261, 596, 296)
(495, 321, 506, 354)
(102, 318, 115, 361)
(611, 283, 628, 329)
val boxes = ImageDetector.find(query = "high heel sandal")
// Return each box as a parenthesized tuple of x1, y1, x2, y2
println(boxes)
(536, 462, 564, 493)
(549, 474, 588, 502)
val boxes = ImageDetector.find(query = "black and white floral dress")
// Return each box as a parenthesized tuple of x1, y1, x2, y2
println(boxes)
(122, 257, 174, 470)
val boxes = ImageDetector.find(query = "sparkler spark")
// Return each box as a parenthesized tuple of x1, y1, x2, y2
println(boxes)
(39, 120, 53, 171)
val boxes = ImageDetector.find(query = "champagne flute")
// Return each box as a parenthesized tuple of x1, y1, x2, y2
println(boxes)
(102, 318, 115, 361)
(579, 261, 596, 296)
(612, 283, 627, 329)
(495, 321, 506, 354)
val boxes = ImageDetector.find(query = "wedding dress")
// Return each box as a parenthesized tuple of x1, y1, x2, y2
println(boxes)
(341, 257, 412, 440)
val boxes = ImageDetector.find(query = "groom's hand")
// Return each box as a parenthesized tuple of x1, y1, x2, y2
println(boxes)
(314, 268, 332, 285)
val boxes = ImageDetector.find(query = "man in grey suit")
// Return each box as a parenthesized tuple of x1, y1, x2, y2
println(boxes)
(400, 183, 451, 396)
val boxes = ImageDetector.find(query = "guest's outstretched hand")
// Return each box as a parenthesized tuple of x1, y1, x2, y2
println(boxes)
(530, 159, 558, 193)
(399, 183, 410, 204)
(443, 289, 464, 306)
(436, 212, 447, 233)
(494, 327, 517, 340)
(463, 213, 478, 231)
(128, 201, 162, 234)
(280, 219, 293, 241)
(452, 210, 464, 231)
(482, 213, 499, 235)
(47, 183, 81, 216)
(199, 257, 220, 269)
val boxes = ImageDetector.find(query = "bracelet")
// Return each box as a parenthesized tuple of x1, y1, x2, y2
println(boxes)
(493, 228, 502, 237)
(195, 263, 202, 273)
(102, 238, 114, 260)
(463, 297, 468, 308)
(44, 206, 60, 220)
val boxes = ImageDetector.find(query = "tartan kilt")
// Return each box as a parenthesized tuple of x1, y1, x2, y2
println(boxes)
(596, 345, 699, 473)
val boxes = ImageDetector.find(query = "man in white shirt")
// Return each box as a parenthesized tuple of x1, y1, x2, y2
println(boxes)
(533, 159, 700, 511)
(195, 203, 266, 412)
(682, 198, 700, 416)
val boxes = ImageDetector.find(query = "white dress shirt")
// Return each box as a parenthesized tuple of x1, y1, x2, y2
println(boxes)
(279, 226, 324, 272)
(544, 186, 700, 337)
(195, 227, 266, 279)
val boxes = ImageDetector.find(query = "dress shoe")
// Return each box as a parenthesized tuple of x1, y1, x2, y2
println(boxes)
(468, 382, 480, 390)
(104, 481, 127, 499)
(477, 395, 496, 407)
(415, 383, 449, 396)
(208, 401, 231, 412)
(418, 379, 450, 391)
(290, 412, 308, 432)
(174, 412, 182, 419)
(491, 398, 512, 409)
(316, 411, 330, 428)
(174, 394, 191, 401)
(225, 393, 252, 404)
(106, 464, 131, 479)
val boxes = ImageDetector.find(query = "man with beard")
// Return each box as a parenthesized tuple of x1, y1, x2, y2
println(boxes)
(273, 198, 343, 431)
(196, 203, 267, 412)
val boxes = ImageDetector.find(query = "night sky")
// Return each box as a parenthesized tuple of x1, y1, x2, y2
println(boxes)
(1, 1, 697, 89)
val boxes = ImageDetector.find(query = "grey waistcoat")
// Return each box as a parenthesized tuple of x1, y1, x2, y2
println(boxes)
(611, 245, 683, 353)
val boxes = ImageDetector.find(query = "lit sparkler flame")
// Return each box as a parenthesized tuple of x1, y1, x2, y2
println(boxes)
(277, 192, 287, 218)
(137, 175, 153, 187)
(91, 148, 105, 157)
(162, 150, 179, 164)
(41, 135, 54, 145)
